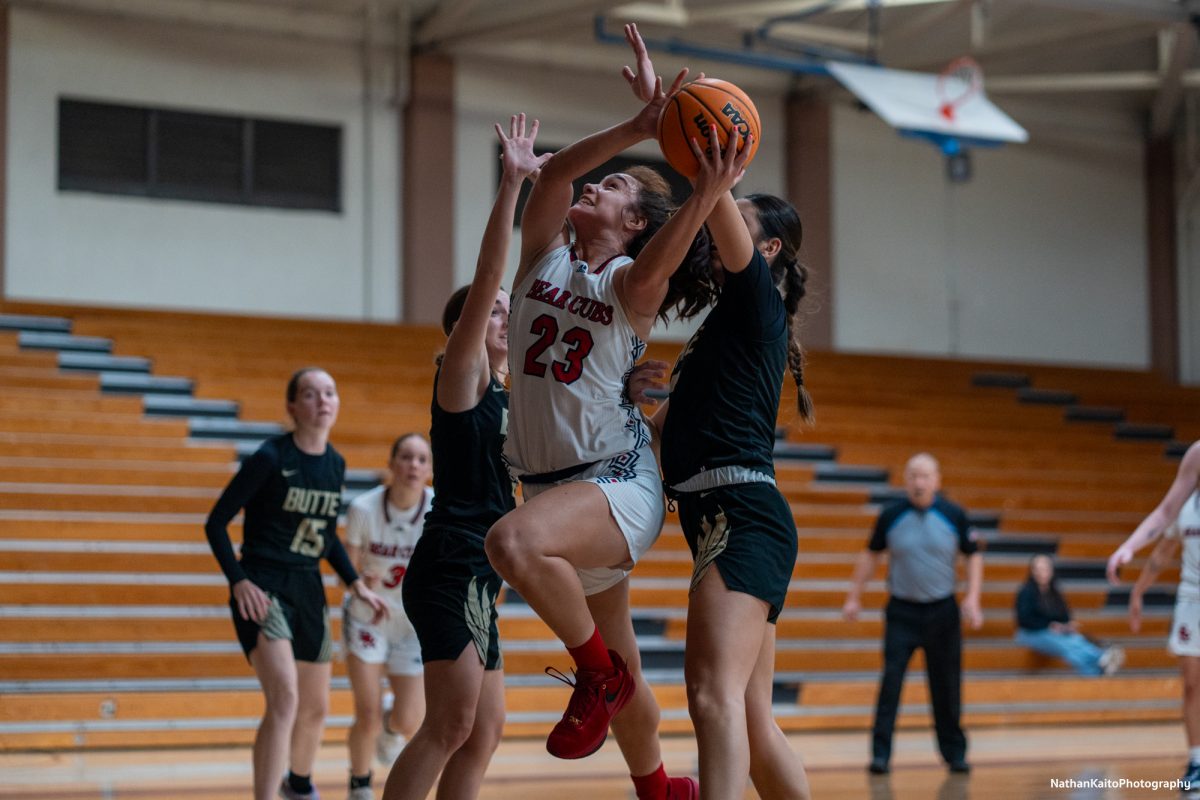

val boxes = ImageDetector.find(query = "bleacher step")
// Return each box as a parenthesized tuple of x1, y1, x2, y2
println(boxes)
(17, 332, 112, 353)
(0, 314, 71, 333)
(1016, 387, 1078, 405)
(773, 442, 837, 461)
(189, 419, 283, 442)
(143, 395, 239, 419)
(100, 373, 193, 395)
(971, 372, 1031, 389)
(1106, 587, 1175, 608)
(345, 469, 381, 491)
(982, 534, 1058, 555)
(59, 353, 150, 374)
(1114, 422, 1174, 441)
(1064, 405, 1125, 423)
(814, 464, 889, 484)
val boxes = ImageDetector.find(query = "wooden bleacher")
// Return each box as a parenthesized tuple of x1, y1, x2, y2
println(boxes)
(0, 300, 1196, 752)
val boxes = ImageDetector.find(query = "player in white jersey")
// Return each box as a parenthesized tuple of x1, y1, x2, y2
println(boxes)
(343, 434, 432, 797)
(1108, 440, 1200, 791)
(485, 24, 746, 800)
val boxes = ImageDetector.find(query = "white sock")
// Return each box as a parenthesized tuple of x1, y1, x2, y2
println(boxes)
(1189, 746, 1200, 764)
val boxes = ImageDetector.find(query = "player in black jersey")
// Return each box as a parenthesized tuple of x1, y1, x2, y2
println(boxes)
(380, 114, 544, 800)
(205, 367, 388, 800)
(639, 190, 814, 799)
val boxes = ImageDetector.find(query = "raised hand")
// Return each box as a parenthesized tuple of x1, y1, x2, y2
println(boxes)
(688, 124, 753, 200)
(622, 23, 657, 103)
(630, 68, 690, 140)
(495, 113, 552, 181)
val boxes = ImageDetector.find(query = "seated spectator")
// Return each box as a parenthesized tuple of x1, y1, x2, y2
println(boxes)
(1014, 554, 1123, 676)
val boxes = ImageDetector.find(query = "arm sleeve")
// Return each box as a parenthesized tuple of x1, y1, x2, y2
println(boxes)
(204, 449, 274, 586)
(719, 250, 787, 341)
(322, 455, 359, 587)
(325, 534, 360, 587)
(948, 500, 979, 555)
(1015, 585, 1050, 631)
(868, 506, 895, 552)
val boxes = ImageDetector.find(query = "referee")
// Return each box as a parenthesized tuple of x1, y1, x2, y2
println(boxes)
(842, 452, 983, 775)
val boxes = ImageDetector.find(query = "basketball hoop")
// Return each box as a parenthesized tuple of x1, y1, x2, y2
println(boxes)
(936, 57, 983, 123)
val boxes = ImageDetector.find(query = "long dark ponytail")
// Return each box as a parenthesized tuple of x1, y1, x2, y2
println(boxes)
(744, 193, 814, 422)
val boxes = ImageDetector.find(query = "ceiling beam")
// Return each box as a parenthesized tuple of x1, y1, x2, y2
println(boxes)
(1152, 22, 1199, 137)
(414, 0, 629, 48)
(610, 1, 687, 27)
(975, 16, 1139, 60)
(413, 0, 481, 45)
(686, 0, 957, 21)
(1033, 0, 1188, 23)
(8, 0, 378, 43)
(612, 3, 870, 50)
(983, 70, 1200, 93)
(453, 38, 793, 92)
(879, 0, 971, 51)
(766, 22, 872, 51)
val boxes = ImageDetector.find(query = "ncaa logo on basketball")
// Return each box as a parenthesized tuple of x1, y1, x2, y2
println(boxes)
(721, 103, 750, 137)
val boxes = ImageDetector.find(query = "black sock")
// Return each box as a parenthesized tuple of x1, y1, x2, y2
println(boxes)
(287, 772, 313, 795)
(350, 773, 372, 790)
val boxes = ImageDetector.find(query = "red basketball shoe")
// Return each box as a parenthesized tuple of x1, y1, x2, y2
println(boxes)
(545, 649, 635, 759)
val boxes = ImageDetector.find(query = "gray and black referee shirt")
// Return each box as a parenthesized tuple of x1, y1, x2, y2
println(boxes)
(868, 496, 978, 603)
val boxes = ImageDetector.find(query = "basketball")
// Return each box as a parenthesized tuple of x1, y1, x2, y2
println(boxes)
(656, 78, 761, 178)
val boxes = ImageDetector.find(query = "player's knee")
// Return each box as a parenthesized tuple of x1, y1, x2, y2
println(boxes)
(484, 520, 528, 578)
(354, 698, 383, 729)
(262, 682, 299, 722)
(296, 691, 328, 723)
(686, 677, 742, 725)
(425, 708, 477, 752)
(477, 709, 506, 754)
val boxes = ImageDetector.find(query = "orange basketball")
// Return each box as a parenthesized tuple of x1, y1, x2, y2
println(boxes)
(656, 78, 761, 178)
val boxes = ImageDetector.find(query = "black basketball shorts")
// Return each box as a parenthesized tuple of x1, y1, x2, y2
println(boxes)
(402, 526, 503, 670)
(230, 562, 332, 663)
(676, 482, 798, 623)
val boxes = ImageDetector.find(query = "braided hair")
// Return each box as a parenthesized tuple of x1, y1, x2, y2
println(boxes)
(744, 193, 814, 422)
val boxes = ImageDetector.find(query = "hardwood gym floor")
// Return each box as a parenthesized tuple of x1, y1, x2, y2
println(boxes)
(1, 722, 1191, 799)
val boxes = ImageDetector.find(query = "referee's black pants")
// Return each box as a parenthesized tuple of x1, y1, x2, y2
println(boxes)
(871, 595, 967, 765)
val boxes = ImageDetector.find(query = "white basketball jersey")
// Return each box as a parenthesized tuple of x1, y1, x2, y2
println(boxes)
(505, 239, 650, 476)
(1167, 490, 1200, 600)
(345, 485, 433, 609)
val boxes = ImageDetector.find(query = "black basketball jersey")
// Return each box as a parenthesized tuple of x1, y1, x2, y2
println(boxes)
(206, 433, 353, 583)
(661, 249, 787, 486)
(424, 370, 517, 539)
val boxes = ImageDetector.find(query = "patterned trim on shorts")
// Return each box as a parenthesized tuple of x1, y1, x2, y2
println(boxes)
(465, 575, 502, 668)
(691, 510, 731, 594)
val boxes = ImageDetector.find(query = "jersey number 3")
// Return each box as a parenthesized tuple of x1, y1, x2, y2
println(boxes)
(523, 313, 593, 384)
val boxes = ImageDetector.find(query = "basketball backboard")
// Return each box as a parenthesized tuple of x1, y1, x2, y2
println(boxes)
(827, 60, 1029, 154)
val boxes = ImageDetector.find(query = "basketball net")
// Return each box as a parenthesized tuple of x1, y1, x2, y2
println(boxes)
(936, 56, 983, 122)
